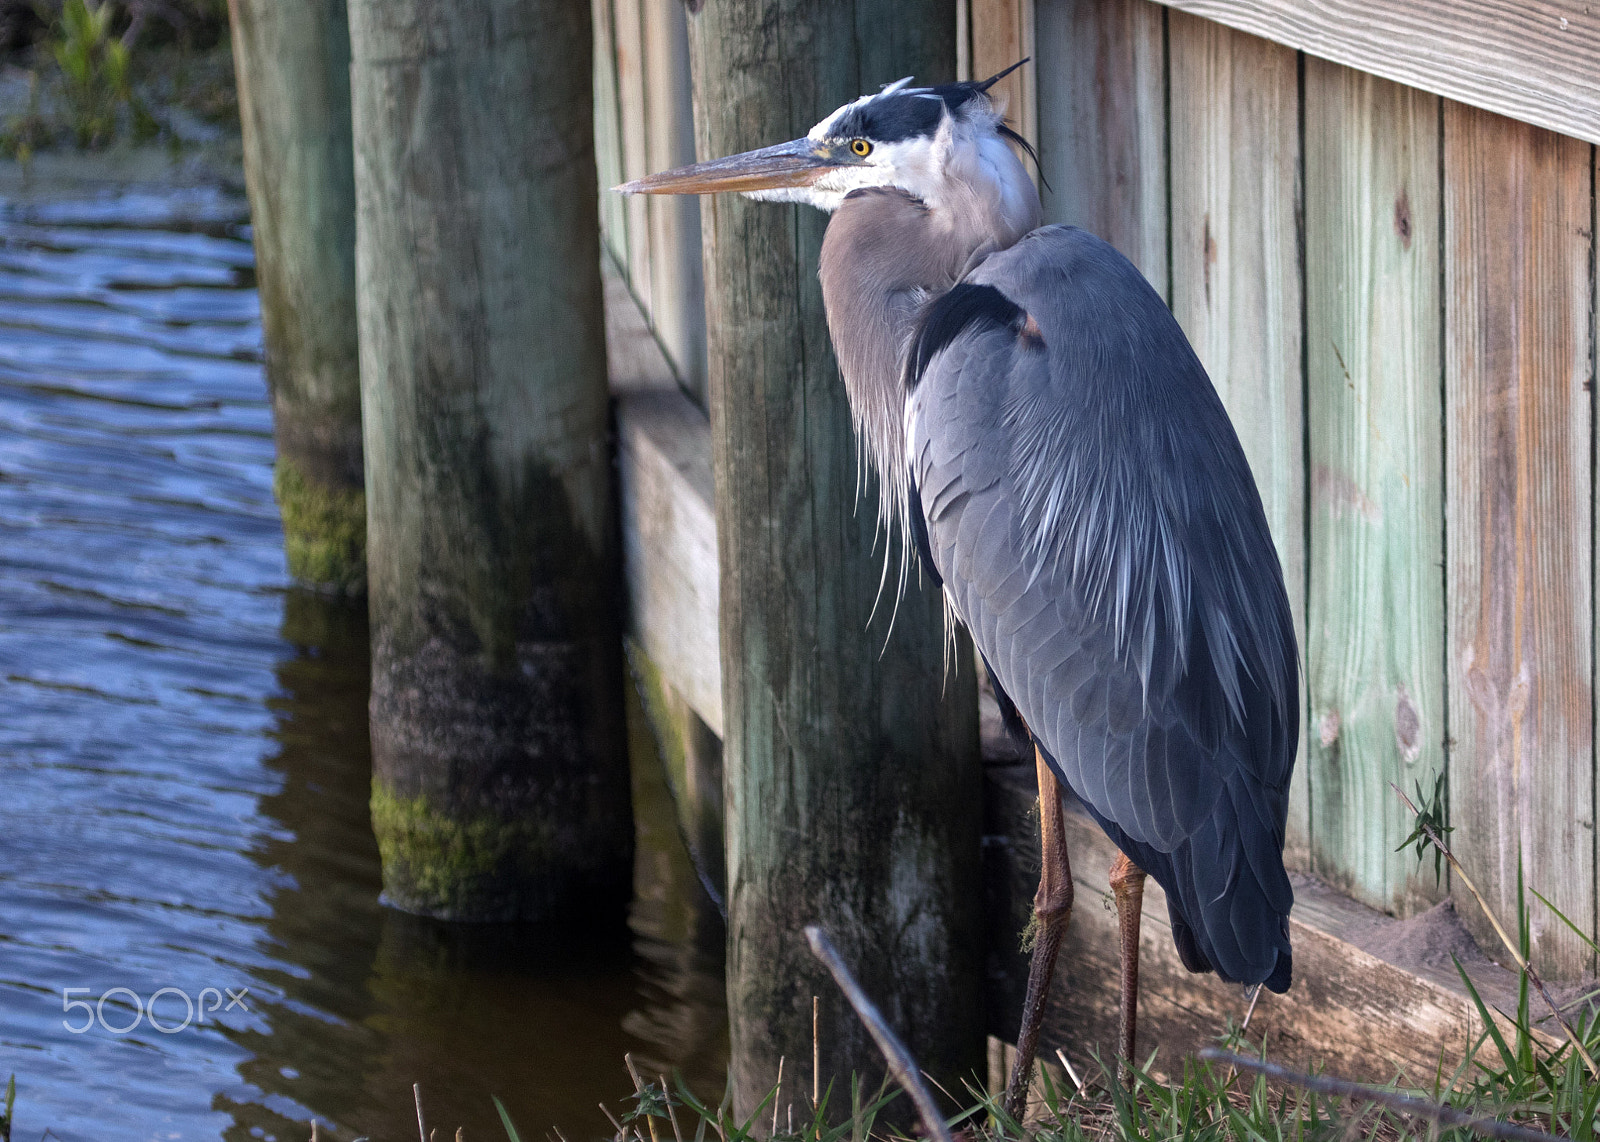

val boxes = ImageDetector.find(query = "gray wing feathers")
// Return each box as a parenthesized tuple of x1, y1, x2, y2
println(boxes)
(910, 226, 1297, 988)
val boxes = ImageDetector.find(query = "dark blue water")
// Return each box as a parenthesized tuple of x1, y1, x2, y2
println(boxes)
(0, 185, 726, 1142)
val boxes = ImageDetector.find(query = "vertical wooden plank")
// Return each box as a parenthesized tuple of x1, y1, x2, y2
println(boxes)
(970, 0, 1037, 160)
(613, 0, 654, 311)
(592, 0, 629, 267)
(1304, 59, 1444, 918)
(1169, 13, 1308, 866)
(1444, 102, 1594, 978)
(642, 0, 707, 402)
(1034, 0, 1168, 299)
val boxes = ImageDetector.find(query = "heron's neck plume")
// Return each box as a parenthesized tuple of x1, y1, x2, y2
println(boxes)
(819, 154, 1038, 535)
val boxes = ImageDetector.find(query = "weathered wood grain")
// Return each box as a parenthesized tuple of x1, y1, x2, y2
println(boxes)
(1443, 101, 1595, 979)
(983, 764, 1558, 1083)
(641, 0, 706, 403)
(228, 0, 365, 592)
(686, 0, 982, 1120)
(970, 0, 1037, 160)
(350, 0, 633, 920)
(1147, 0, 1600, 147)
(1305, 59, 1445, 918)
(1168, 13, 1309, 866)
(592, 0, 629, 268)
(1034, 0, 1168, 300)
(613, 0, 655, 313)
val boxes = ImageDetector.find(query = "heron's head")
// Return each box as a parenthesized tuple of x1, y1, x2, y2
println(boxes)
(618, 63, 1039, 229)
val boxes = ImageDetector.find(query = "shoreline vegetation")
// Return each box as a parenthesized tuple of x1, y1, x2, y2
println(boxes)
(0, 0, 240, 195)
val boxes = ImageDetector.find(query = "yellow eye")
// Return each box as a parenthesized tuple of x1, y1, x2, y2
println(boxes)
(850, 138, 872, 157)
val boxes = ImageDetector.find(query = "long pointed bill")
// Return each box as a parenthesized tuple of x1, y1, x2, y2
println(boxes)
(615, 137, 836, 196)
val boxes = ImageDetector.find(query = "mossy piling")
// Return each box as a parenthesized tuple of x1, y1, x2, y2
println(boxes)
(228, 0, 365, 592)
(348, 0, 632, 922)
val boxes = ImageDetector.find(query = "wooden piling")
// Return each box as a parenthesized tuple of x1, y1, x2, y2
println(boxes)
(347, 0, 633, 921)
(228, 0, 365, 593)
(685, 2, 983, 1117)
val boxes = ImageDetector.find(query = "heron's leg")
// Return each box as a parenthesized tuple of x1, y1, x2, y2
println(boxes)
(1109, 851, 1148, 1080)
(1003, 745, 1073, 1122)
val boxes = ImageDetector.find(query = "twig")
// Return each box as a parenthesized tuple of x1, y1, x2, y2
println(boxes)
(1199, 1050, 1561, 1142)
(1390, 782, 1599, 1079)
(1052, 1049, 1085, 1097)
(803, 925, 955, 1142)
(771, 1057, 784, 1137)
(600, 1102, 629, 1142)
(414, 1084, 428, 1142)
(659, 1075, 685, 1142)
(813, 995, 821, 1110)
(625, 1055, 662, 1142)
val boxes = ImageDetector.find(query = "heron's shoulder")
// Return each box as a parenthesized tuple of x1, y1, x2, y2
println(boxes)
(967, 225, 1158, 303)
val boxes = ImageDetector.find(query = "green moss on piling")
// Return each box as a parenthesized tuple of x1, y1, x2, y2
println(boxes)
(273, 458, 366, 594)
(369, 783, 559, 921)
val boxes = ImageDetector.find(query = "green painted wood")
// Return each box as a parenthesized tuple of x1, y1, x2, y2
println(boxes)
(1168, 13, 1309, 867)
(349, 0, 633, 922)
(1442, 101, 1595, 978)
(1304, 58, 1445, 918)
(685, 0, 982, 1118)
(1034, 0, 1169, 300)
(228, 0, 363, 593)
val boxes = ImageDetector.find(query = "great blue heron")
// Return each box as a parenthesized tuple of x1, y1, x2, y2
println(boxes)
(620, 64, 1298, 1111)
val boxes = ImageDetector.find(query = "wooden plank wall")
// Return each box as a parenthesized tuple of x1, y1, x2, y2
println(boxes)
(595, 0, 1600, 981)
(1032, 0, 1599, 970)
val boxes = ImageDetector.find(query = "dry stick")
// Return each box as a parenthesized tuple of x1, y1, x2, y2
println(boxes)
(600, 1101, 629, 1142)
(625, 1055, 662, 1142)
(1052, 1048, 1085, 1097)
(658, 1076, 686, 1142)
(1390, 783, 1600, 1079)
(1199, 1050, 1561, 1142)
(813, 995, 821, 1110)
(803, 925, 956, 1142)
(414, 1083, 428, 1142)
(771, 1057, 785, 1138)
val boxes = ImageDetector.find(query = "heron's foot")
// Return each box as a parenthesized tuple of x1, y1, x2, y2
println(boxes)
(1004, 747, 1074, 1123)
(1109, 851, 1147, 1081)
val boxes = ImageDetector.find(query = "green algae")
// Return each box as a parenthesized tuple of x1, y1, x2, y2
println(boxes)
(274, 457, 366, 594)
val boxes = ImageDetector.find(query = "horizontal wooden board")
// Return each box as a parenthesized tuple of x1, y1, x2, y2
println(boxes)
(1150, 0, 1600, 145)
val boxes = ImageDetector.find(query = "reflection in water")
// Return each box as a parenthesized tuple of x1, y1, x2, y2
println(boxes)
(0, 186, 725, 1142)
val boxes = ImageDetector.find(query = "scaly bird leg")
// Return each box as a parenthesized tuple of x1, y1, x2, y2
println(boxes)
(1003, 746, 1073, 1122)
(1108, 851, 1147, 1081)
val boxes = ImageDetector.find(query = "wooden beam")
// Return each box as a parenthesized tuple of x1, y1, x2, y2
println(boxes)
(686, 0, 982, 1119)
(228, 0, 365, 593)
(1304, 59, 1445, 919)
(350, 0, 633, 921)
(1034, 0, 1168, 300)
(606, 268, 723, 737)
(592, 0, 629, 268)
(1147, 0, 1600, 147)
(982, 761, 1558, 1084)
(1168, 12, 1309, 866)
(1443, 100, 1595, 979)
